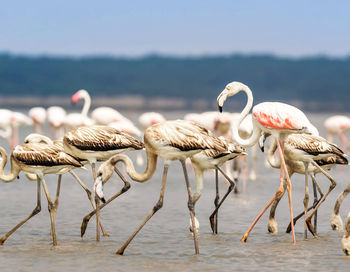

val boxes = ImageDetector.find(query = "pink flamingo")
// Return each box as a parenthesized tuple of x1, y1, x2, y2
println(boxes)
(66, 89, 94, 129)
(217, 81, 316, 244)
(324, 115, 350, 151)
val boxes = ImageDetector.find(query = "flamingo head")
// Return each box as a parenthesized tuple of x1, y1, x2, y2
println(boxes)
(71, 89, 88, 104)
(217, 81, 250, 112)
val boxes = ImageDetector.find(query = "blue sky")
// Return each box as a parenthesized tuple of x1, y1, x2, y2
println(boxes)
(1, 0, 349, 57)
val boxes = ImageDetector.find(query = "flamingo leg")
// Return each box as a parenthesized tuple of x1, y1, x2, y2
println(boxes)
(39, 176, 58, 246)
(305, 161, 337, 236)
(80, 167, 130, 237)
(69, 170, 110, 237)
(91, 163, 102, 243)
(180, 160, 199, 254)
(331, 180, 350, 231)
(276, 139, 296, 244)
(0, 179, 41, 245)
(286, 174, 323, 233)
(209, 166, 236, 234)
(116, 163, 169, 255)
(213, 168, 219, 234)
(50, 175, 62, 236)
(233, 159, 240, 194)
(303, 163, 309, 239)
(267, 178, 286, 234)
(241, 139, 285, 243)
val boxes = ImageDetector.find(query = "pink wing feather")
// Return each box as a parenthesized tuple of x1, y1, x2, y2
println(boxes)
(253, 102, 311, 131)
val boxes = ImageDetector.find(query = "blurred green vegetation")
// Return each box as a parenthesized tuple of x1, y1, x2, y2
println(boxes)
(0, 53, 349, 105)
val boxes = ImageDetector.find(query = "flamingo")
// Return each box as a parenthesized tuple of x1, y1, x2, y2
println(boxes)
(341, 213, 350, 255)
(66, 89, 94, 129)
(0, 109, 13, 148)
(62, 125, 144, 242)
(91, 107, 125, 125)
(21, 133, 113, 238)
(330, 180, 350, 231)
(138, 112, 166, 131)
(217, 81, 316, 244)
(324, 115, 350, 150)
(10, 112, 33, 150)
(47, 106, 66, 139)
(28, 107, 46, 134)
(94, 120, 232, 255)
(190, 138, 246, 234)
(263, 133, 347, 238)
(0, 140, 84, 246)
(137, 112, 166, 166)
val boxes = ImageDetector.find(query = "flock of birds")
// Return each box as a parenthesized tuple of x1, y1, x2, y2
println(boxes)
(0, 83, 350, 256)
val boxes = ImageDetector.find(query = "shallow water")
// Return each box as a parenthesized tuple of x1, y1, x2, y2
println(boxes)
(1, 112, 350, 271)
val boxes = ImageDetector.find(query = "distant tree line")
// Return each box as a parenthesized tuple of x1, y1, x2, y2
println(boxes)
(0, 53, 349, 110)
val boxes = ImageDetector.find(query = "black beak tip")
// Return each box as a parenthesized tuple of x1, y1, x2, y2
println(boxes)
(101, 197, 106, 204)
(218, 106, 223, 113)
(260, 146, 265, 153)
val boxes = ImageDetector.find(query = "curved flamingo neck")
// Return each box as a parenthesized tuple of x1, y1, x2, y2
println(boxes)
(229, 85, 261, 147)
(267, 140, 280, 168)
(110, 150, 157, 182)
(0, 147, 21, 182)
(80, 91, 91, 117)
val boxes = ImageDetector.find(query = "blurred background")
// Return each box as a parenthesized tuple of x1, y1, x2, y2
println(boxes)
(0, 0, 349, 111)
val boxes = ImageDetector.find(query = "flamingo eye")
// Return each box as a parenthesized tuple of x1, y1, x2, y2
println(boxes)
(226, 84, 231, 90)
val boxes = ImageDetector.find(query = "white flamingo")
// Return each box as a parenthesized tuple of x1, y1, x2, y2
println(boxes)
(263, 133, 347, 238)
(94, 120, 233, 255)
(66, 89, 94, 129)
(217, 81, 316, 244)
(0, 140, 83, 246)
(62, 125, 144, 242)
(324, 115, 350, 150)
(28, 107, 46, 134)
(47, 106, 66, 139)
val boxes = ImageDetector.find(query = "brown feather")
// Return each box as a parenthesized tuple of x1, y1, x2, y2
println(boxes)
(64, 126, 144, 151)
(13, 143, 83, 167)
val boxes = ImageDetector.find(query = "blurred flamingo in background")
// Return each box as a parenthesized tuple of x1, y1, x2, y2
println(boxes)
(137, 112, 166, 165)
(10, 111, 33, 149)
(66, 89, 94, 130)
(47, 106, 66, 139)
(29, 107, 46, 134)
(0, 109, 13, 148)
(324, 115, 350, 151)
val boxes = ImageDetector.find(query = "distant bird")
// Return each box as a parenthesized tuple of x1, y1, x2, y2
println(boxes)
(138, 112, 166, 131)
(65, 89, 94, 129)
(324, 115, 350, 151)
(137, 112, 166, 166)
(91, 107, 125, 125)
(47, 106, 66, 139)
(0, 109, 13, 148)
(63, 125, 144, 242)
(263, 133, 348, 238)
(10, 112, 33, 149)
(94, 120, 231, 255)
(0, 140, 83, 246)
(217, 81, 316, 244)
(341, 213, 350, 256)
(28, 107, 47, 134)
